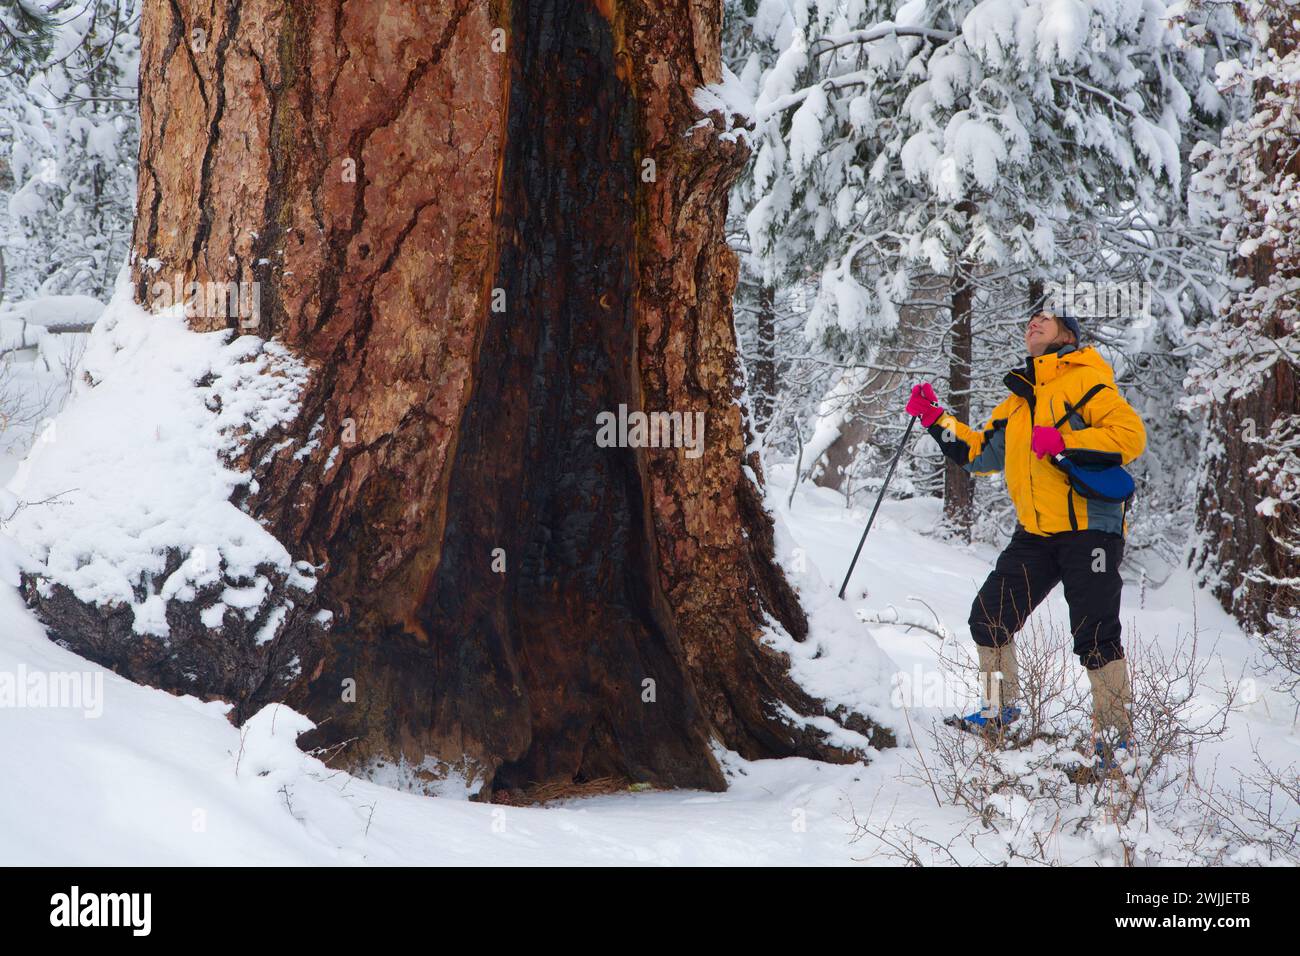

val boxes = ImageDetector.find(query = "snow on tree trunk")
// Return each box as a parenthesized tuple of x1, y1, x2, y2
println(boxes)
(31, 0, 892, 797)
(1189, 1, 1300, 633)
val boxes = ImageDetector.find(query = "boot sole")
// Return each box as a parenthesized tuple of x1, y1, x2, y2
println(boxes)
(943, 713, 1020, 740)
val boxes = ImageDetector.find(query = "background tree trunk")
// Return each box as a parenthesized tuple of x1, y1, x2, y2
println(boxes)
(751, 279, 776, 433)
(1194, 357, 1299, 628)
(1028, 277, 1044, 313)
(943, 260, 974, 540)
(814, 271, 945, 503)
(96, 0, 891, 798)
(1191, 10, 1300, 631)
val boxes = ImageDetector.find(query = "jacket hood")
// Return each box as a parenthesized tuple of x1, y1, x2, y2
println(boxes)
(1055, 345, 1117, 384)
(1006, 344, 1116, 398)
(1018, 344, 1116, 382)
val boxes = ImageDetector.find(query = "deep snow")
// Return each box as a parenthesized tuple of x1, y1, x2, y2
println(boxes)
(0, 300, 1293, 864)
(5, 279, 313, 640)
(0, 444, 1295, 864)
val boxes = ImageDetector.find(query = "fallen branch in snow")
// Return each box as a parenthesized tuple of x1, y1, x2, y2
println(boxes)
(855, 598, 951, 640)
(2, 489, 77, 524)
(234, 724, 248, 777)
(279, 785, 304, 823)
(304, 735, 359, 770)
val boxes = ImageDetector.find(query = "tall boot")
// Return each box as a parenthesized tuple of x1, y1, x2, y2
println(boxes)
(976, 642, 1020, 712)
(947, 642, 1022, 733)
(1087, 657, 1133, 740)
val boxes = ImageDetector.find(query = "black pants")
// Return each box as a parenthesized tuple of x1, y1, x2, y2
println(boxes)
(969, 526, 1125, 669)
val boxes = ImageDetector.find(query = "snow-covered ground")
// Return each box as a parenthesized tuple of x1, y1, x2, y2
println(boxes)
(1, 464, 1293, 865)
(0, 295, 96, 471)
(4, 283, 313, 639)
(0, 319, 1294, 863)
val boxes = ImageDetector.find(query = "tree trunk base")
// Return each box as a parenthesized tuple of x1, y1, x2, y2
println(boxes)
(20, 0, 896, 800)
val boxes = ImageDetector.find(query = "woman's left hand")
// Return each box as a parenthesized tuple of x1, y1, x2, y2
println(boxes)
(1031, 425, 1065, 459)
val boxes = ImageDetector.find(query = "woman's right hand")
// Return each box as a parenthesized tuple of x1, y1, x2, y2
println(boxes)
(906, 383, 944, 427)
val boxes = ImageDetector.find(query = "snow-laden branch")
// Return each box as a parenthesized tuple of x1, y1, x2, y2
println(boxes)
(757, 25, 956, 123)
(855, 599, 951, 641)
(809, 25, 957, 58)
(756, 70, 871, 123)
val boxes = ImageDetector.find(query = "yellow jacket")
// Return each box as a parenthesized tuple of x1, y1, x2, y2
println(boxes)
(928, 345, 1146, 536)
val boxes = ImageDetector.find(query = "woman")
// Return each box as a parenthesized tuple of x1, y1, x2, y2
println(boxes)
(905, 307, 1146, 761)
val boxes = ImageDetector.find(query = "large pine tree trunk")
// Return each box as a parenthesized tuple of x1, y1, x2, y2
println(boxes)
(1191, 9, 1300, 631)
(100, 0, 890, 797)
(1195, 359, 1299, 628)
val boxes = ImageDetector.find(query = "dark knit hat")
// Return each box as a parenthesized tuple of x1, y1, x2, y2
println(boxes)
(1057, 308, 1083, 344)
(1029, 293, 1083, 344)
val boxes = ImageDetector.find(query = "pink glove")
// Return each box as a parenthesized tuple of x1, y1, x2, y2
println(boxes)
(906, 383, 944, 427)
(1031, 425, 1065, 459)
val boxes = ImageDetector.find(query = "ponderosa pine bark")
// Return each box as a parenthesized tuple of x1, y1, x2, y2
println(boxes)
(84, 0, 893, 797)
(1190, 5, 1300, 632)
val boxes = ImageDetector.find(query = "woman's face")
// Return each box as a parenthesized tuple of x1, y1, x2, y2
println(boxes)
(1026, 311, 1071, 356)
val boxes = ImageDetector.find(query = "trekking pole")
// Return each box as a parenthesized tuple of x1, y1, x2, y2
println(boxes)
(838, 416, 916, 600)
